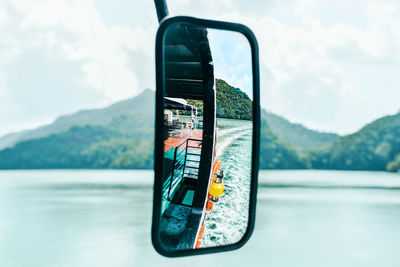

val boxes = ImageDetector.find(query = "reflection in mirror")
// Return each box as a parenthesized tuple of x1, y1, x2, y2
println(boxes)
(158, 23, 253, 251)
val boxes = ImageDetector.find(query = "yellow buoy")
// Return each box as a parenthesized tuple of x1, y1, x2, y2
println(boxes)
(210, 181, 224, 200)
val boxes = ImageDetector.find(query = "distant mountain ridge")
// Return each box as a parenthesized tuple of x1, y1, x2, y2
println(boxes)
(0, 89, 155, 149)
(259, 119, 309, 169)
(0, 80, 334, 153)
(0, 89, 155, 169)
(1, 79, 399, 172)
(310, 112, 400, 171)
(263, 111, 339, 154)
(0, 79, 326, 169)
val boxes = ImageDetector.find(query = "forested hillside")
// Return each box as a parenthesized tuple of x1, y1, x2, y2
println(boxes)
(0, 82, 308, 169)
(0, 82, 399, 172)
(259, 120, 308, 169)
(0, 126, 152, 169)
(0, 90, 155, 169)
(309, 113, 400, 171)
(264, 111, 339, 154)
(215, 79, 252, 120)
(0, 89, 155, 149)
(186, 78, 253, 120)
(0, 118, 306, 170)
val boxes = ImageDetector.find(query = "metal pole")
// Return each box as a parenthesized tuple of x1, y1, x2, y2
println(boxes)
(182, 139, 189, 180)
(154, 0, 169, 23)
(168, 146, 178, 200)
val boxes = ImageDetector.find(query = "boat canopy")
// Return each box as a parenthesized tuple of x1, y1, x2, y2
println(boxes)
(164, 23, 214, 100)
(164, 97, 197, 111)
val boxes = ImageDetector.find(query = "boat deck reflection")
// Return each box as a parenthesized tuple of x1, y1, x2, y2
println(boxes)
(164, 129, 203, 152)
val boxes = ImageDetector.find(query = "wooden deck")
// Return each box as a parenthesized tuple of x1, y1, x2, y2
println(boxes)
(164, 130, 203, 152)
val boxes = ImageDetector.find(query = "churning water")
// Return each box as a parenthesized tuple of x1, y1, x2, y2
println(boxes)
(202, 119, 252, 247)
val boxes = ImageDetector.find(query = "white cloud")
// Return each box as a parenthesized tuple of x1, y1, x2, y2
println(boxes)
(1, 0, 400, 136)
(0, 0, 156, 136)
(196, 0, 400, 134)
(12, 0, 156, 101)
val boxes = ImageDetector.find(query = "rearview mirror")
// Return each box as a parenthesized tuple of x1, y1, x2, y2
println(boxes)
(152, 16, 260, 257)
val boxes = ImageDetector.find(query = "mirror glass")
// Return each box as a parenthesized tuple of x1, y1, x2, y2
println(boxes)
(157, 22, 254, 251)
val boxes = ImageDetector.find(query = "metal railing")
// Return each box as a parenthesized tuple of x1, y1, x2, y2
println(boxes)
(167, 138, 202, 201)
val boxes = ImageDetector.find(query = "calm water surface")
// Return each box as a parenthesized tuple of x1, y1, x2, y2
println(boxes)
(1, 170, 400, 267)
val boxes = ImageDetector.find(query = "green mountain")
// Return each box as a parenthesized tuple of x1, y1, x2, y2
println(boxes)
(264, 111, 339, 154)
(259, 119, 308, 169)
(185, 78, 253, 120)
(0, 80, 311, 169)
(0, 125, 153, 169)
(0, 89, 155, 149)
(309, 112, 400, 171)
(215, 79, 252, 120)
(0, 90, 155, 169)
(2, 78, 398, 172)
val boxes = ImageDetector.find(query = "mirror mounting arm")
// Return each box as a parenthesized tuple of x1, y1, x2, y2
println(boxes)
(154, 0, 169, 23)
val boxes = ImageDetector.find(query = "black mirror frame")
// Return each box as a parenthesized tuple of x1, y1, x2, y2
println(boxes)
(152, 15, 260, 257)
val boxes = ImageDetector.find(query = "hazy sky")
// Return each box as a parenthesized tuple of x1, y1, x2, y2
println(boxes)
(209, 29, 253, 99)
(1, 0, 400, 137)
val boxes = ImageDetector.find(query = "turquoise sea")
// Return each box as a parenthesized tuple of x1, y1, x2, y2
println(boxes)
(1, 169, 400, 267)
(202, 119, 252, 247)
